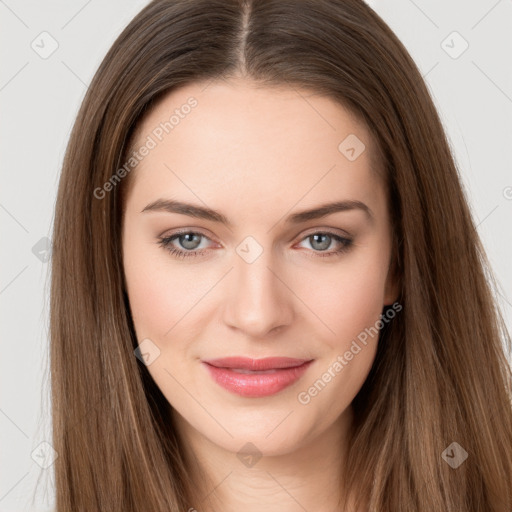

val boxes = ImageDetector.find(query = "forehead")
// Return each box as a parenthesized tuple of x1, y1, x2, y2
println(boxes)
(124, 78, 384, 217)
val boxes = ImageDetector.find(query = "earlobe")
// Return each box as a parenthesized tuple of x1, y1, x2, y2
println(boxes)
(383, 281, 399, 306)
(383, 259, 401, 306)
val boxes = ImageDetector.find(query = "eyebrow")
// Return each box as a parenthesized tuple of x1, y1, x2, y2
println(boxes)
(141, 198, 374, 226)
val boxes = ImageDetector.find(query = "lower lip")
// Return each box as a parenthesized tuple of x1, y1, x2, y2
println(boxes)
(202, 361, 313, 398)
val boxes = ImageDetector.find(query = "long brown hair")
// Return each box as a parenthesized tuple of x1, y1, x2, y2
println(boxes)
(48, 0, 512, 510)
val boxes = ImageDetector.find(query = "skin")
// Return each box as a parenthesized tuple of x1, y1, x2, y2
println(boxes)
(121, 76, 398, 512)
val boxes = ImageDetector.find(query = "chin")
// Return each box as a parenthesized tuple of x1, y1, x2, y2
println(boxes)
(196, 405, 314, 457)
(216, 428, 306, 459)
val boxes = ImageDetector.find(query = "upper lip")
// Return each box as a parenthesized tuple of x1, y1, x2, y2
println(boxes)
(203, 357, 313, 371)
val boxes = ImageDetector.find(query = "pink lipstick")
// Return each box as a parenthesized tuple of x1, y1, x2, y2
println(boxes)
(202, 356, 313, 397)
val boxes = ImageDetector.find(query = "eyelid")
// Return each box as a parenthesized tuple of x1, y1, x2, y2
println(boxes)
(160, 227, 218, 244)
(295, 225, 352, 239)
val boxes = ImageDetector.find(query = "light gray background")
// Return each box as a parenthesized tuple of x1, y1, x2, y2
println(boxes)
(1, 1, 511, 510)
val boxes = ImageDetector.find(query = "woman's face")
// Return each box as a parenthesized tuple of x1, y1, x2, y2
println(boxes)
(121, 77, 397, 456)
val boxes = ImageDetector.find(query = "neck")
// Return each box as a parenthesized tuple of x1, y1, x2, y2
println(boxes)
(173, 405, 360, 512)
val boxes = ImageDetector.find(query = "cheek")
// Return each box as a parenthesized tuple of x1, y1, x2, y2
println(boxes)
(293, 255, 387, 422)
(122, 231, 191, 340)
(123, 238, 225, 353)
(307, 252, 389, 353)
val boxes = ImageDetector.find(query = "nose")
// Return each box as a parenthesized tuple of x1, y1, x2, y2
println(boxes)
(222, 247, 294, 338)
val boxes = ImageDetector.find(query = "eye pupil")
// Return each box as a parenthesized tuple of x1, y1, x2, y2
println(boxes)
(310, 233, 331, 251)
(180, 233, 201, 250)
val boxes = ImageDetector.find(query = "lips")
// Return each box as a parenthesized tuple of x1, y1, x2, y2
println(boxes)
(203, 356, 311, 371)
(202, 357, 314, 397)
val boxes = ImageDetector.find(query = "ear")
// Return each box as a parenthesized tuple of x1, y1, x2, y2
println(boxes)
(383, 255, 401, 306)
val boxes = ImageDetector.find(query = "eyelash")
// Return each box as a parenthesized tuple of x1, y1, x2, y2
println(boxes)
(157, 230, 353, 260)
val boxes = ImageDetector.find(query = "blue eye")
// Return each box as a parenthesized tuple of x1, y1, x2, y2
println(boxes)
(158, 231, 210, 259)
(298, 232, 353, 258)
(157, 230, 353, 259)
